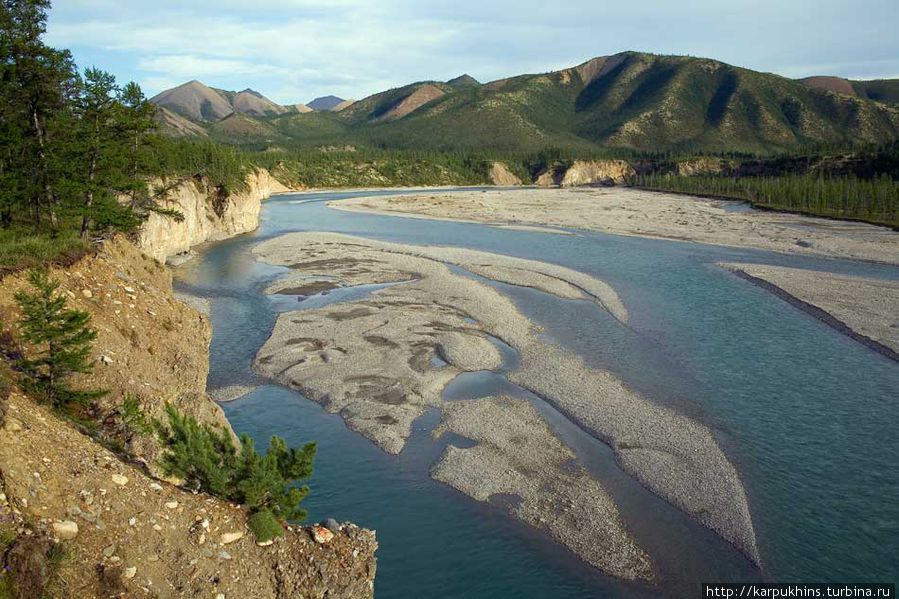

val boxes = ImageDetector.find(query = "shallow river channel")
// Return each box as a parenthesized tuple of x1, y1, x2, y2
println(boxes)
(173, 189, 899, 598)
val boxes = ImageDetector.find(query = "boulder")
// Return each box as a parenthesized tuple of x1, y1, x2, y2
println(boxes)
(52, 520, 79, 540)
(311, 525, 334, 544)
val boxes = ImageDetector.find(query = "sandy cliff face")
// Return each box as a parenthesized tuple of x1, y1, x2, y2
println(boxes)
(560, 160, 636, 186)
(0, 238, 225, 464)
(487, 162, 523, 186)
(138, 169, 289, 263)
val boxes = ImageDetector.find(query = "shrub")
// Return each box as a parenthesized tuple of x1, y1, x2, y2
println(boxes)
(120, 394, 152, 436)
(247, 510, 284, 543)
(158, 405, 316, 529)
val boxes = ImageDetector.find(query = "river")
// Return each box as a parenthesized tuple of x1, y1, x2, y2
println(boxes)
(173, 189, 899, 598)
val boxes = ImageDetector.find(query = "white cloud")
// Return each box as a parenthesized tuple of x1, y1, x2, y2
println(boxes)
(137, 55, 290, 79)
(45, 0, 899, 104)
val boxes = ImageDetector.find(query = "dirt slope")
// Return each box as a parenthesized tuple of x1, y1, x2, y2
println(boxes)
(0, 238, 377, 597)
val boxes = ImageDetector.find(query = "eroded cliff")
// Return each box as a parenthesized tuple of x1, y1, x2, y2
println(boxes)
(137, 169, 289, 263)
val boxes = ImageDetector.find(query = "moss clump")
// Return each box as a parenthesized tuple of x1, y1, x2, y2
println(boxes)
(248, 510, 284, 543)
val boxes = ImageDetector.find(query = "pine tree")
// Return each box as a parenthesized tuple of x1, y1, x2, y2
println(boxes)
(159, 404, 316, 532)
(14, 268, 102, 407)
(0, 0, 78, 231)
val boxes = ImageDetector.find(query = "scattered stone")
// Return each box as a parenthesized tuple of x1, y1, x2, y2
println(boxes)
(149, 482, 162, 492)
(311, 525, 334, 544)
(123, 566, 137, 580)
(103, 544, 117, 558)
(100, 355, 114, 365)
(220, 531, 243, 545)
(218, 550, 232, 560)
(111, 474, 128, 486)
(52, 520, 79, 540)
(324, 518, 341, 532)
(164, 501, 179, 509)
(256, 539, 274, 547)
(82, 289, 93, 298)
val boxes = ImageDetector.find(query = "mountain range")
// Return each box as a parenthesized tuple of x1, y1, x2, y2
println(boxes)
(150, 51, 899, 153)
(149, 81, 350, 122)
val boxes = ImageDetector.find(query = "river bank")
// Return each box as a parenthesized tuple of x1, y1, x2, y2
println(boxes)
(720, 263, 899, 362)
(330, 187, 899, 265)
(0, 237, 378, 598)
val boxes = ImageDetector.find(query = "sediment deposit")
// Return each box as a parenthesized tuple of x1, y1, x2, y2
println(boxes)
(721, 263, 899, 361)
(330, 187, 899, 265)
(252, 232, 760, 573)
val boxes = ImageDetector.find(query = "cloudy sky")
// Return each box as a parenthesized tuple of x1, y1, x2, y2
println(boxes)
(46, 0, 899, 105)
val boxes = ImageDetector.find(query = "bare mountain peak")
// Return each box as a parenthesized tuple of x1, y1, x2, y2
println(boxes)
(151, 81, 291, 121)
(308, 95, 346, 111)
(150, 80, 233, 122)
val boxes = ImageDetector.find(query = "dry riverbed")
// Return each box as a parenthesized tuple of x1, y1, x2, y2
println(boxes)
(251, 232, 760, 578)
(330, 188, 899, 265)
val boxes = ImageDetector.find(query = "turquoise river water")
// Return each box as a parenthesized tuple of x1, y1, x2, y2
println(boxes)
(173, 190, 899, 598)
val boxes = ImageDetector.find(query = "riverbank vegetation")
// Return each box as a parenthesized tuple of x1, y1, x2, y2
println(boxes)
(0, 1, 257, 273)
(158, 404, 316, 540)
(631, 172, 899, 228)
(3, 1, 898, 279)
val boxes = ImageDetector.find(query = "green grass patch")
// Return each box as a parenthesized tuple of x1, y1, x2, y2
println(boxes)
(0, 227, 88, 277)
(247, 509, 284, 542)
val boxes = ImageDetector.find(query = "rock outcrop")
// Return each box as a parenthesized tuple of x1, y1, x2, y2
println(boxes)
(534, 168, 564, 187)
(487, 162, 523, 186)
(675, 157, 736, 176)
(559, 160, 636, 186)
(137, 168, 289, 263)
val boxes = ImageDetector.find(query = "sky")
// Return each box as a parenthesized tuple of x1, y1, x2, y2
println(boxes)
(45, 0, 899, 105)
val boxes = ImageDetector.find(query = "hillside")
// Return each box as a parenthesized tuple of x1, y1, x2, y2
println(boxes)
(230, 88, 290, 116)
(0, 238, 377, 599)
(801, 76, 899, 105)
(150, 81, 294, 122)
(308, 95, 350, 111)
(152, 52, 899, 153)
(151, 80, 234, 121)
(155, 105, 209, 137)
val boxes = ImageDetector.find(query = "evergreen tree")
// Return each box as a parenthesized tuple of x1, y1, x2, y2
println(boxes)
(71, 67, 120, 239)
(14, 268, 102, 407)
(159, 404, 316, 525)
(0, 0, 77, 231)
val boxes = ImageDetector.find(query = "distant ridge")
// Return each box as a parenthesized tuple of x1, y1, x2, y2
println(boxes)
(150, 52, 899, 152)
(230, 88, 290, 117)
(307, 95, 348, 111)
(150, 81, 295, 121)
(800, 76, 899, 104)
